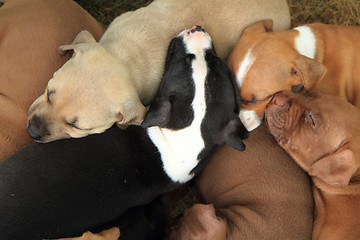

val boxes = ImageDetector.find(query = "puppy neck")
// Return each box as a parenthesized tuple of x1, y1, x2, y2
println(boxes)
(147, 51, 208, 183)
(313, 177, 360, 195)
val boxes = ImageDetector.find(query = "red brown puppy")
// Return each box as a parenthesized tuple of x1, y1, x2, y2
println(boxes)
(266, 91, 360, 240)
(0, 0, 104, 160)
(168, 124, 313, 240)
(227, 19, 360, 131)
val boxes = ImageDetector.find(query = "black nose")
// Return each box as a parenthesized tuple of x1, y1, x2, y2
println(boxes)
(190, 25, 205, 33)
(27, 115, 47, 140)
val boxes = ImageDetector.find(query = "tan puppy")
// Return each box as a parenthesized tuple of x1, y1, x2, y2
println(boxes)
(0, 0, 104, 160)
(47, 228, 120, 240)
(26, 0, 291, 143)
(168, 124, 313, 240)
(266, 91, 360, 240)
(227, 19, 360, 131)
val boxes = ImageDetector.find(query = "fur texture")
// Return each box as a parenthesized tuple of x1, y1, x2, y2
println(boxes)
(0, 27, 245, 240)
(266, 91, 360, 240)
(26, 0, 290, 142)
(228, 19, 360, 131)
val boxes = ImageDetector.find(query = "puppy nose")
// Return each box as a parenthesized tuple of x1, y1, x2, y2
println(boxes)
(27, 123, 41, 140)
(270, 92, 288, 107)
(189, 25, 205, 34)
(27, 115, 44, 140)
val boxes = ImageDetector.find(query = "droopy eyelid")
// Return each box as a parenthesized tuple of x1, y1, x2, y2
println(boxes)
(241, 94, 273, 104)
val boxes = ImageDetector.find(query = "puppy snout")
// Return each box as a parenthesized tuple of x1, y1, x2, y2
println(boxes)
(188, 25, 205, 34)
(27, 115, 49, 140)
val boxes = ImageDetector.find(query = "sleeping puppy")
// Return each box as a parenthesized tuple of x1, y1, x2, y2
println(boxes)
(0, 0, 104, 160)
(266, 91, 360, 240)
(227, 19, 360, 131)
(26, 0, 291, 143)
(0, 26, 246, 240)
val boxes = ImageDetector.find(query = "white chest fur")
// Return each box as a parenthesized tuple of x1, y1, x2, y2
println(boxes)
(147, 52, 208, 183)
(294, 26, 317, 59)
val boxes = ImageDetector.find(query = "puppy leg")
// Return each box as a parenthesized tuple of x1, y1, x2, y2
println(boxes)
(45, 227, 120, 240)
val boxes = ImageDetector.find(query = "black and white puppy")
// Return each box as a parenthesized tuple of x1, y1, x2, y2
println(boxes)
(0, 26, 246, 240)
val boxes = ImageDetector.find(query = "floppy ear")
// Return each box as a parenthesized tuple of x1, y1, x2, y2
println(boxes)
(222, 118, 247, 151)
(309, 148, 356, 187)
(242, 19, 274, 36)
(58, 30, 97, 55)
(291, 55, 327, 90)
(163, 37, 180, 73)
(141, 98, 171, 128)
(116, 98, 147, 129)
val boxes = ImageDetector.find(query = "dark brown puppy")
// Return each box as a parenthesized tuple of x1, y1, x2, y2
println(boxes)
(169, 124, 313, 240)
(0, 0, 104, 160)
(267, 91, 360, 240)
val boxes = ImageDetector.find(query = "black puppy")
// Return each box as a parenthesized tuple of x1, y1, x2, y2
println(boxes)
(0, 26, 246, 240)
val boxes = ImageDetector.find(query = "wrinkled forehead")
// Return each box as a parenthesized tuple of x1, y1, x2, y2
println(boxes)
(287, 92, 356, 128)
(177, 29, 213, 54)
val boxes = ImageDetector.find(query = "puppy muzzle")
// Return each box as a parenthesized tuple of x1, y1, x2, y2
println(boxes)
(27, 115, 50, 141)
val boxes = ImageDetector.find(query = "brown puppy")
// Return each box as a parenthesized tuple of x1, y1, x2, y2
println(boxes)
(0, 0, 104, 160)
(227, 19, 360, 131)
(168, 124, 313, 240)
(266, 91, 360, 240)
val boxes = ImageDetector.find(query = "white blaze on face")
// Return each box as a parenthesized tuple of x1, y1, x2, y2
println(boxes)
(147, 27, 212, 183)
(235, 48, 260, 131)
(293, 26, 316, 59)
(235, 48, 255, 88)
(239, 109, 261, 132)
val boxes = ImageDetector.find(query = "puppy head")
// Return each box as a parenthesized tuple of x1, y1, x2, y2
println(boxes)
(266, 91, 360, 187)
(27, 30, 145, 143)
(227, 19, 326, 132)
(142, 26, 246, 152)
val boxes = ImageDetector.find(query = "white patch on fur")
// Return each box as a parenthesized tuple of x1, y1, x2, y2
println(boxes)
(239, 109, 261, 132)
(293, 26, 316, 59)
(148, 30, 211, 183)
(235, 48, 255, 88)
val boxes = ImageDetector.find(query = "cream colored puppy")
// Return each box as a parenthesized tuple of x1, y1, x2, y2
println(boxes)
(0, 0, 104, 159)
(27, 0, 291, 143)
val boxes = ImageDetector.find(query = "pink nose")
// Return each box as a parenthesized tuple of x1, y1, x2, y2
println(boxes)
(187, 25, 205, 34)
(270, 92, 288, 107)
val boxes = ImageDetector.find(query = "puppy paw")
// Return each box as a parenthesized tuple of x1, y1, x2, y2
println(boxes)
(45, 227, 120, 240)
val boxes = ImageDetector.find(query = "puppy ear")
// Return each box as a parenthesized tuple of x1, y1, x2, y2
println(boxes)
(58, 30, 97, 55)
(242, 19, 274, 36)
(141, 98, 171, 128)
(222, 118, 247, 151)
(116, 98, 147, 129)
(309, 148, 356, 187)
(292, 55, 327, 90)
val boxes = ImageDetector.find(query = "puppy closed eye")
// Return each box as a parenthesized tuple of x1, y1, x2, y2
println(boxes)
(65, 118, 81, 130)
(65, 119, 93, 131)
(303, 111, 320, 129)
